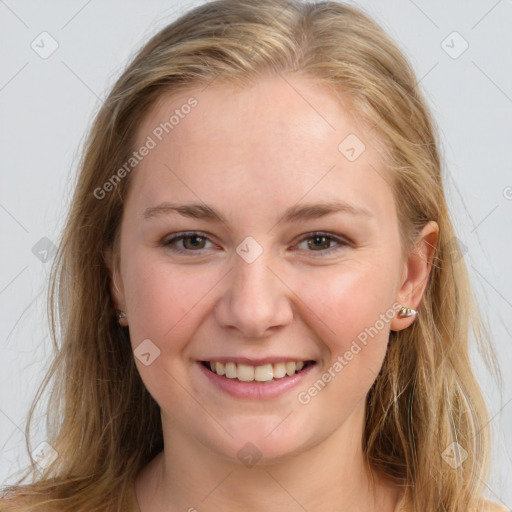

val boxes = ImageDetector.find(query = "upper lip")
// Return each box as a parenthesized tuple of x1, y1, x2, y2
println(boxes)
(199, 357, 316, 365)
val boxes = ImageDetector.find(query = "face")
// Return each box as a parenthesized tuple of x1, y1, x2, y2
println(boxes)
(110, 73, 424, 465)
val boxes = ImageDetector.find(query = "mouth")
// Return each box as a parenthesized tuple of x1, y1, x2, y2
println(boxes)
(200, 360, 315, 383)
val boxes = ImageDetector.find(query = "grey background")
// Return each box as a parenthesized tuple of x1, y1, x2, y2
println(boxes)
(1, 0, 511, 507)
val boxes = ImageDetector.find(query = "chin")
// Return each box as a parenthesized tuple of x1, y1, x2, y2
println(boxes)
(201, 415, 321, 467)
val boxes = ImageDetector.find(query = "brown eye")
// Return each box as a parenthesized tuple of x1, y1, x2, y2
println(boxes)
(307, 235, 333, 251)
(163, 232, 214, 254)
(181, 235, 207, 250)
(296, 232, 349, 256)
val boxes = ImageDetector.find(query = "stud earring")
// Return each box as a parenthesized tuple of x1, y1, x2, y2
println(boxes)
(116, 310, 128, 326)
(397, 307, 417, 318)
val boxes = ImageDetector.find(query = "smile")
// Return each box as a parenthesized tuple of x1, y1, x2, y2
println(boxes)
(201, 360, 314, 383)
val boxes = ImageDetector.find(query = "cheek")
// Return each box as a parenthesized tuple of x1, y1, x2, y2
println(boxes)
(293, 263, 398, 421)
(299, 257, 399, 344)
(294, 257, 400, 409)
(122, 251, 223, 349)
(121, 254, 224, 410)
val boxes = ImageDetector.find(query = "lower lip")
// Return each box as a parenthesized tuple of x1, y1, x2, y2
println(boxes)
(197, 362, 316, 399)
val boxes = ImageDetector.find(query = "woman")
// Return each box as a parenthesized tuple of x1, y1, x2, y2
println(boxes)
(1, 0, 507, 510)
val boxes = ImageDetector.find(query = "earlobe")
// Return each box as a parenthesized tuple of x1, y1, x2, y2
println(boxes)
(390, 220, 439, 331)
(104, 246, 128, 327)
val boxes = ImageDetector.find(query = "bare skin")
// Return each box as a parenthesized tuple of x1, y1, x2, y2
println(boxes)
(109, 72, 438, 512)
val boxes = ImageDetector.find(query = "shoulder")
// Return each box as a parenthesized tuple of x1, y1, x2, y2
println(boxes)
(396, 497, 510, 512)
(479, 500, 510, 512)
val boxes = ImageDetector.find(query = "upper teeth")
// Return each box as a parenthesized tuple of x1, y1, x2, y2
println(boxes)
(208, 361, 306, 382)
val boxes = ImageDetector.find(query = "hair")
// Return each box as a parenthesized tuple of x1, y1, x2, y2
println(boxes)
(1, 1, 501, 511)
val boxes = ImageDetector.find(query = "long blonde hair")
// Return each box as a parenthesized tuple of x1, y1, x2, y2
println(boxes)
(1, 1, 499, 510)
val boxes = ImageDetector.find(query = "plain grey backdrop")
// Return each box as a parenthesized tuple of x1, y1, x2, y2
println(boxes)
(1, 0, 511, 507)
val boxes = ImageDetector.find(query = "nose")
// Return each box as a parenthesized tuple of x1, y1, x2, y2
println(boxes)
(214, 248, 294, 339)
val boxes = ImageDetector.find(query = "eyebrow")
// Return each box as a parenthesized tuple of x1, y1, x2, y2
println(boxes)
(142, 201, 373, 224)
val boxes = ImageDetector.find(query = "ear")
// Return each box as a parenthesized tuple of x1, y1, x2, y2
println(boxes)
(104, 245, 128, 326)
(390, 220, 439, 331)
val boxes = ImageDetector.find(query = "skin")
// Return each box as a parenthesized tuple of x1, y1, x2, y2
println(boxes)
(108, 73, 438, 512)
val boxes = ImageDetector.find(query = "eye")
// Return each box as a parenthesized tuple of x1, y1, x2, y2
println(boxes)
(162, 231, 216, 254)
(162, 231, 350, 257)
(295, 232, 349, 256)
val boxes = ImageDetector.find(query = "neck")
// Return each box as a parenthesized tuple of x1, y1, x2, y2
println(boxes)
(135, 402, 401, 512)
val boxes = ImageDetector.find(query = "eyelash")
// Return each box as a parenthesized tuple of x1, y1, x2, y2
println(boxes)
(162, 231, 350, 257)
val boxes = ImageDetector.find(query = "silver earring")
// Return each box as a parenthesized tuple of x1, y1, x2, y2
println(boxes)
(397, 307, 417, 318)
(116, 310, 128, 326)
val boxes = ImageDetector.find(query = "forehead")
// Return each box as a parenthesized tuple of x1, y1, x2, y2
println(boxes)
(128, 74, 394, 220)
